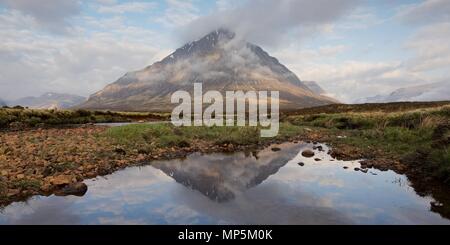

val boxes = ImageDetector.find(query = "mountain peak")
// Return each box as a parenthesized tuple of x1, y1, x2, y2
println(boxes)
(160, 28, 236, 65)
(80, 30, 338, 111)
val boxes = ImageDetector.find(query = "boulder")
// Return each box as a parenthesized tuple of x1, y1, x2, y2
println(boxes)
(301, 150, 315, 158)
(57, 182, 88, 196)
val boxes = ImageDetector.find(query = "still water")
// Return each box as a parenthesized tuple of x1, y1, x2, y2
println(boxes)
(1, 142, 449, 224)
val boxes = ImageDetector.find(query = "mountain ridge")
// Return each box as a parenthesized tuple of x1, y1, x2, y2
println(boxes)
(8, 92, 86, 109)
(356, 82, 450, 103)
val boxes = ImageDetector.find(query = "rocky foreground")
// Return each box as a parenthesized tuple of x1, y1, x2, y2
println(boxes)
(0, 126, 142, 205)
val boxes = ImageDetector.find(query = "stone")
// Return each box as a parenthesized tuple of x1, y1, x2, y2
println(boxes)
(314, 158, 321, 161)
(51, 175, 72, 186)
(271, 147, 281, 152)
(114, 147, 126, 155)
(301, 150, 315, 158)
(297, 162, 305, 166)
(16, 174, 25, 179)
(57, 182, 88, 196)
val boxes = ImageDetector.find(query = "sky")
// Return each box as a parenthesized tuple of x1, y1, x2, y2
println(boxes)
(0, 0, 449, 103)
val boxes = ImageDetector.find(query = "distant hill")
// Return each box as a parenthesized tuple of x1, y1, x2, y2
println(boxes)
(79, 29, 338, 112)
(356, 82, 450, 103)
(0, 99, 6, 107)
(8, 92, 86, 109)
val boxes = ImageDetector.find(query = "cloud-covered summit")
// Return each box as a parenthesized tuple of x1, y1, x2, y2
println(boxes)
(180, 0, 358, 47)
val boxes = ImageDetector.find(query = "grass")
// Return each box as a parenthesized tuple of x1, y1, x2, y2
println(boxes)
(104, 121, 306, 150)
(287, 105, 450, 183)
(0, 108, 169, 129)
(12, 179, 42, 191)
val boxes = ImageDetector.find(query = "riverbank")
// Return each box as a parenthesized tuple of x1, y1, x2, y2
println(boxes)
(1, 102, 449, 209)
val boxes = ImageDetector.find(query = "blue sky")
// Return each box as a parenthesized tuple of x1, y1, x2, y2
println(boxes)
(0, 0, 449, 102)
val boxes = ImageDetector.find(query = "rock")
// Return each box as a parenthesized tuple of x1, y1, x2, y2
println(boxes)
(16, 174, 25, 179)
(114, 147, 126, 155)
(57, 182, 88, 196)
(343, 166, 349, 169)
(40, 184, 53, 192)
(297, 162, 305, 166)
(51, 175, 72, 186)
(313, 145, 323, 151)
(7, 189, 20, 197)
(42, 165, 56, 176)
(354, 168, 360, 171)
(1, 170, 8, 176)
(301, 150, 315, 158)
(431, 201, 444, 207)
(360, 169, 368, 173)
(314, 158, 321, 161)
(137, 148, 149, 154)
(271, 147, 281, 152)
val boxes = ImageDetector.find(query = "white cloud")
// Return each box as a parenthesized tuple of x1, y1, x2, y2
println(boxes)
(0, 11, 170, 100)
(397, 0, 450, 24)
(405, 22, 450, 73)
(0, 0, 80, 33)
(156, 0, 200, 28)
(180, 0, 359, 46)
(291, 61, 426, 103)
(97, 1, 158, 14)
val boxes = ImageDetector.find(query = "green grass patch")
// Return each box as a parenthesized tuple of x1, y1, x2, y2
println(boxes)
(104, 122, 306, 150)
(12, 179, 41, 191)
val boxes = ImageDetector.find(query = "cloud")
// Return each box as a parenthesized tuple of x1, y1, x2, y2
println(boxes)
(282, 57, 427, 103)
(397, 0, 450, 24)
(180, 0, 359, 46)
(0, 11, 170, 100)
(97, 1, 158, 14)
(156, 0, 200, 28)
(405, 22, 450, 73)
(0, 0, 80, 33)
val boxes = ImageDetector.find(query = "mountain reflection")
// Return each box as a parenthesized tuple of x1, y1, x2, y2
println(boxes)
(151, 144, 299, 202)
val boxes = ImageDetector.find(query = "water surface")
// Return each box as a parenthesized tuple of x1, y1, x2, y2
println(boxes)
(1, 142, 449, 225)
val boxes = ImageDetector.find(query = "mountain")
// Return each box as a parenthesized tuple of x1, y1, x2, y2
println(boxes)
(356, 82, 450, 103)
(303, 81, 327, 95)
(0, 99, 6, 107)
(79, 29, 338, 112)
(9, 92, 86, 109)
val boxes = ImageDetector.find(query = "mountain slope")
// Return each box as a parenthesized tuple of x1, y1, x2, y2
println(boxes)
(304, 81, 326, 95)
(357, 82, 450, 103)
(80, 29, 337, 112)
(9, 92, 86, 109)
